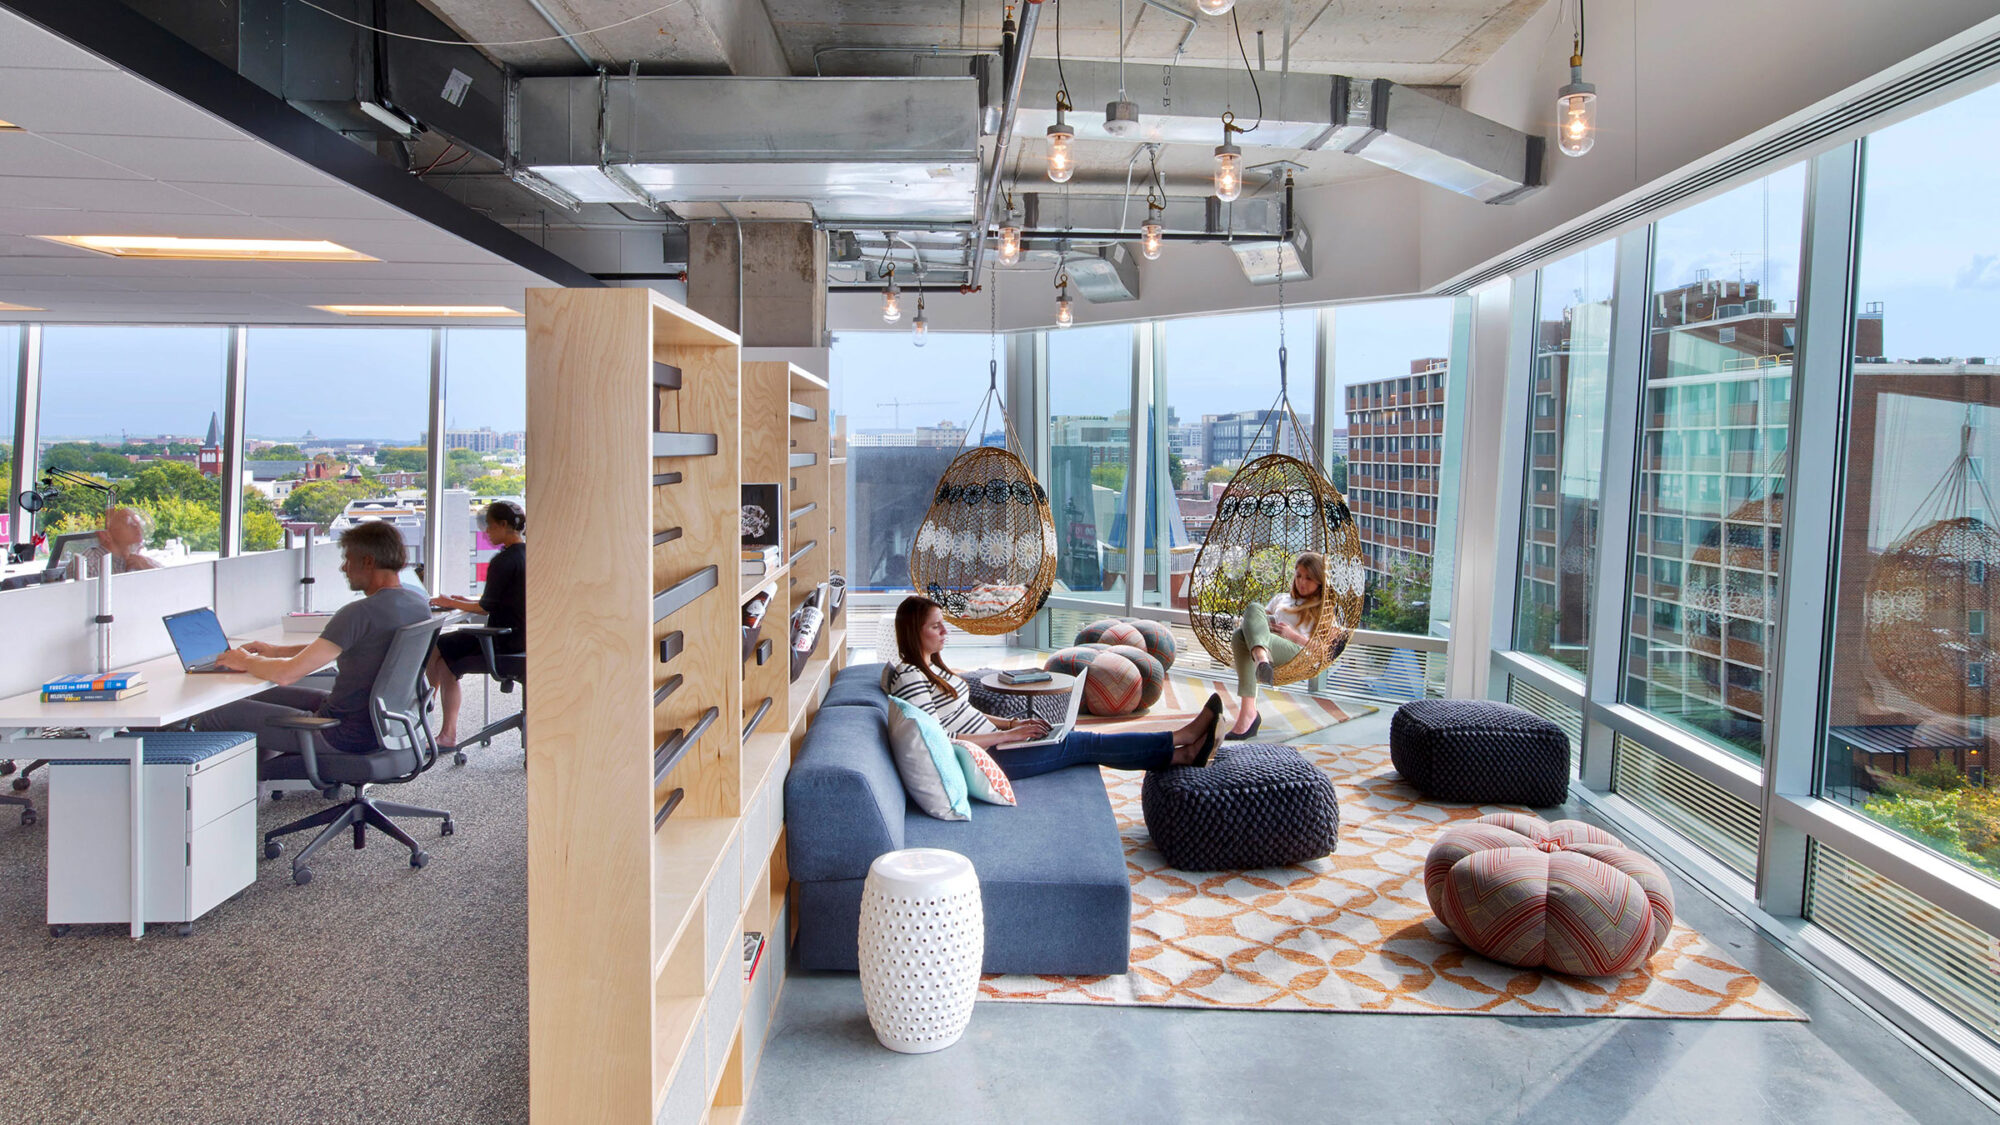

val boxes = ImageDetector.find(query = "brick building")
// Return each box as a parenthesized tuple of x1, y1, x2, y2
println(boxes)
(1344, 358, 1449, 580)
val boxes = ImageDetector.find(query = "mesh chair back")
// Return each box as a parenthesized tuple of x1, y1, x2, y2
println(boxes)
(369, 617, 447, 756)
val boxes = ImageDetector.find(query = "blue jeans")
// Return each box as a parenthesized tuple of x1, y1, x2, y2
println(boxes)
(988, 728, 1174, 780)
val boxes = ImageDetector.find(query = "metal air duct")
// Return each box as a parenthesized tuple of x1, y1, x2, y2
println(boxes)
(513, 75, 985, 222)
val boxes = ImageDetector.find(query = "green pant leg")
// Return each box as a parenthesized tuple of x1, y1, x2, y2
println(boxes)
(1231, 602, 1277, 699)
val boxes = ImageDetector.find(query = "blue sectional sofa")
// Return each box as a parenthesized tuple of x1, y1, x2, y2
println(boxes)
(784, 662, 1132, 975)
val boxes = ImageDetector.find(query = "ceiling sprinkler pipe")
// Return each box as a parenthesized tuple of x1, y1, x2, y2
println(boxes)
(965, 0, 1044, 280)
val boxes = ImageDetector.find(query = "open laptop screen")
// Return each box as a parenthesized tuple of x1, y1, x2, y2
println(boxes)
(163, 608, 230, 668)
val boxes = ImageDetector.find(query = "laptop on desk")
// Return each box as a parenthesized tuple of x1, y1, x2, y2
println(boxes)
(162, 607, 242, 674)
(995, 669, 1088, 750)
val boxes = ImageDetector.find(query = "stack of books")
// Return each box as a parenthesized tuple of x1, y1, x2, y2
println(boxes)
(741, 545, 783, 577)
(43, 671, 148, 702)
(1000, 668, 1053, 685)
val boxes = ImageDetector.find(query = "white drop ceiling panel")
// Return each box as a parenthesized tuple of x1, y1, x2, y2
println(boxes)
(0, 7, 562, 324)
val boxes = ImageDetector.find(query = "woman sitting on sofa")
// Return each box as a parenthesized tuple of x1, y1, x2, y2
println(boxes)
(887, 595, 1223, 778)
(1226, 551, 1326, 741)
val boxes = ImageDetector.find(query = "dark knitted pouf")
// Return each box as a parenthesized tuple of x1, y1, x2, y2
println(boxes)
(1141, 744, 1340, 871)
(1389, 699, 1570, 806)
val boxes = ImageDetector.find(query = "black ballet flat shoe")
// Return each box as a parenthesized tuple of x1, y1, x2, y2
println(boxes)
(1255, 660, 1276, 687)
(1193, 693, 1225, 767)
(1225, 714, 1262, 742)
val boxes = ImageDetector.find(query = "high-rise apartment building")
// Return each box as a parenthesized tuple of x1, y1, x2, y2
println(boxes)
(1344, 358, 1449, 579)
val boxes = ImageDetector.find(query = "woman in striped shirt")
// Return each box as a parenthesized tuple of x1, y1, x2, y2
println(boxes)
(886, 596, 1223, 779)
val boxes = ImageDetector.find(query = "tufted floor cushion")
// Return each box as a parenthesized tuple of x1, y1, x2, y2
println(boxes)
(1389, 699, 1570, 806)
(1140, 744, 1340, 871)
(1045, 644, 1164, 715)
(1075, 617, 1177, 671)
(1424, 812, 1676, 976)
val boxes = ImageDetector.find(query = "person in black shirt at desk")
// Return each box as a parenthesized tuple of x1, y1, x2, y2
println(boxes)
(427, 500, 525, 748)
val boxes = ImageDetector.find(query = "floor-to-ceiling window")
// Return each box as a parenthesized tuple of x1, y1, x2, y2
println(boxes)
(0, 324, 16, 554)
(244, 328, 431, 566)
(35, 326, 228, 570)
(1046, 323, 1133, 608)
(1626, 165, 1808, 765)
(832, 330, 993, 594)
(1512, 243, 1615, 677)
(442, 328, 526, 594)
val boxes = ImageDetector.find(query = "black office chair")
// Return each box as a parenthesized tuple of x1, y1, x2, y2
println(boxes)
(0, 782, 31, 826)
(447, 624, 525, 766)
(261, 617, 455, 885)
(6, 759, 47, 799)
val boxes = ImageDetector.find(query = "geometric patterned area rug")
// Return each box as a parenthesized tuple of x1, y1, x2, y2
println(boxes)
(978, 742, 1806, 1020)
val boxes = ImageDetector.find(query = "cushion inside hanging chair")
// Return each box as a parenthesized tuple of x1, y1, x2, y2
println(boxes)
(910, 445, 1059, 635)
(1185, 452, 1366, 686)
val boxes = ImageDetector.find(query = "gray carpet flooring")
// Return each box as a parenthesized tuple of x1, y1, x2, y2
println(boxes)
(2, 690, 528, 1125)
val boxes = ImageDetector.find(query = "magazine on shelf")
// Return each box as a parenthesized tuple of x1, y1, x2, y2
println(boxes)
(743, 931, 766, 982)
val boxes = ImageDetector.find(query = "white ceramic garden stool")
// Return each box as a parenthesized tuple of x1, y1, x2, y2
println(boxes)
(857, 847, 984, 1054)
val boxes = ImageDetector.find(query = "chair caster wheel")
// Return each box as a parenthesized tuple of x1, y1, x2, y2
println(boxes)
(411, 850, 430, 869)
(176, 923, 194, 937)
(0, 760, 15, 775)
(264, 840, 283, 860)
(270, 790, 283, 801)
(49, 925, 69, 937)
(21, 808, 36, 826)
(293, 866, 312, 885)
(454, 751, 467, 766)
(10, 777, 28, 792)
(440, 818, 455, 837)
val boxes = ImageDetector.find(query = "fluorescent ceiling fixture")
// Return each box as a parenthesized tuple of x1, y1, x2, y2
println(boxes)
(313, 304, 522, 318)
(358, 100, 416, 138)
(0, 300, 44, 311)
(35, 235, 380, 262)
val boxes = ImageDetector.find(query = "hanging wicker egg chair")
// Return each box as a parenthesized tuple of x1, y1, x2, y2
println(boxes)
(909, 364, 1059, 634)
(1186, 361, 1365, 685)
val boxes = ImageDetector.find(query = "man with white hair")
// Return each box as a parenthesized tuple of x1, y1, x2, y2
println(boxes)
(62, 506, 160, 580)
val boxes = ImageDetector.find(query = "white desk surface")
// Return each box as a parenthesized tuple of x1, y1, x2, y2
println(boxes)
(0, 624, 316, 732)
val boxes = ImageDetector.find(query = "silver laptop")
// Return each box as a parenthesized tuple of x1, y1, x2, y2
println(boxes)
(997, 669, 1088, 750)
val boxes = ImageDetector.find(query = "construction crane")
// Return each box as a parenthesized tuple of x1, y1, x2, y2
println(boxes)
(875, 398, 947, 429)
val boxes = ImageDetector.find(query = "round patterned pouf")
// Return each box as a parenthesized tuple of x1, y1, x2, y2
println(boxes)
(1045, 643, 1164, 715)
(1423, 812, 1675, 977)
(1140, 744, 1340, 871)
(1075, 616, 1177, 671)
(857, 848, 985, 1054)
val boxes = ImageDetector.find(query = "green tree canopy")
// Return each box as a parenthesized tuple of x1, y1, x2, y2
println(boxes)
(1168, 452, 1187, 491)
(252, 444, 305, 460)
(43, 442, 134, 479)
(1203, 462, 1239, 486)
(1361, 553, 1433, 635)
(283, 479, 375, 530)
(124, 460, 220, 506)
(377, 446, 429, 473)
(1090, 463, 1127, 492)
(1329, 456, 1348, 494)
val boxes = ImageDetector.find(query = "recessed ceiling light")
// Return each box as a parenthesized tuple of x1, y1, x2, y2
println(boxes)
(0, 301, 44, 311)
(313, 304, 522, 318)
(0, 119, 21, 132)
(34, 235, 379, 262)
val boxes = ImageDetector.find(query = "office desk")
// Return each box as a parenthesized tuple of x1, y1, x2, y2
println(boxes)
(0, 624, 318, 939)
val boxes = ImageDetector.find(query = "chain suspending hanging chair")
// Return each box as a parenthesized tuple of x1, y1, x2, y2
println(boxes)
(1185, 175, 1365, 684)
(1864, 412, 2000, 717)
(909, 269, 1059, 634)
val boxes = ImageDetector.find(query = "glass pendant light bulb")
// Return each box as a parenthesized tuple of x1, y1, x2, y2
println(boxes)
(1047, 121, 1075, 184)
(1555, 55, 1597, 158)
(912, 311, 928, 346)
(1195, 0, 1234, 14)
(1213, 146, 1242, 202)
(998, 220, 1021, 265)
(881, 277, 901, 324)
(1141, 218, 1163, 260)
(1055, 295, 1074, 328)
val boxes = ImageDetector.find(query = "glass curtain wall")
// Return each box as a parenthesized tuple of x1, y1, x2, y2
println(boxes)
(1046, 324, 1133, 607)
(1625, 164, 1807, 765)
(1821, 83, 2000, 881)
(0, 324, 15, 553)
(35, 326, 229, 569)
(442, 328, 527, 594)
(243, 328, 432, 565)
(833, 330, 994, 595)
(1512, 243, 1615, 676)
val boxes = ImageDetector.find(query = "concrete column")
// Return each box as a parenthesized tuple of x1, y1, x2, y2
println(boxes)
(687, 221, 827, 349)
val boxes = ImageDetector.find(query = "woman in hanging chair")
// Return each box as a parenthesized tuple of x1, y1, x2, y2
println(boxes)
(887, 596, 1224, 777)
(1225, 551, 1327, 740)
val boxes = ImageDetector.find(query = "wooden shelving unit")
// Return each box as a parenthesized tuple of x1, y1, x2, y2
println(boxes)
(527, 293, 846, 1125)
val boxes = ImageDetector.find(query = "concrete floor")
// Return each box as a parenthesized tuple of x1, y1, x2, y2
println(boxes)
(745, 702, 2000, 1125)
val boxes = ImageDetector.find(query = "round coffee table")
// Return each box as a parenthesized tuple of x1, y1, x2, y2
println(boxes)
(977, 670, 1077, 725)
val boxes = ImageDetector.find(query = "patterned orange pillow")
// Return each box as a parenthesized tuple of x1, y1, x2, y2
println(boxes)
(951, 740, 1017, 806)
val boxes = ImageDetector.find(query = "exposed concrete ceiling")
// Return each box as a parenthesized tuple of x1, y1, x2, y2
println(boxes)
(0, 6, 553, 323)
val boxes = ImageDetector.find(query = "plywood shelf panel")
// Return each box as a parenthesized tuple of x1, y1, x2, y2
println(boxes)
(649, 993, 705, 1117)
(651, 816, 738, 981)
(741, 568, 786, 603)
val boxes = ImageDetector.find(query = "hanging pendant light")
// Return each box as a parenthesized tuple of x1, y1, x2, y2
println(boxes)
(1047, 91, 1076, 184)
(1053, 271, 1074, 328)
(881, 265, 901, 324)
(1556, 7, 1597, 158)
(1213, 113, 1244, 202)
(912, 291, 929, 346)
(998, 191, 1022, 265)
(1140, 191, 1165, 260)
(1195, 0, 1235, 14)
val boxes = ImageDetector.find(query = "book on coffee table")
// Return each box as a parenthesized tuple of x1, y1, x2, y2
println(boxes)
(1000, 668, 1053, 685)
